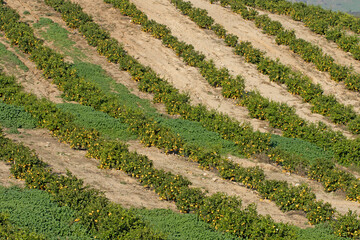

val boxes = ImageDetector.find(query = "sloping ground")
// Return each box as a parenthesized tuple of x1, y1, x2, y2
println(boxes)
(2, 0, 360, 237)
(187, 0, 360, 114)
(8, 0, 274, 133)
(85, 0, 354, 136)
(5, 128, 177, 210)
(228, 155, 360, 215)
(128, 141, 310, 227)
(0, 21, 309, 226)
(47, 0, 270, 132)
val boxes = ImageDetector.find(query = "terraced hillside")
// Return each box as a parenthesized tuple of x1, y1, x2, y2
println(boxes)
(1, 0, 360, 239)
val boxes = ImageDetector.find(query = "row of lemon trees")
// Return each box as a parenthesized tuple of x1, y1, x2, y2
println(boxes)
(0, 39, 296, 240)
(168, 0, 360, 200)
(0, 110, 163, 239)
(206, 0, 360, 130)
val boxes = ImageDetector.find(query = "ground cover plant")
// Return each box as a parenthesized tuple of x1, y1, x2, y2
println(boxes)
(0, 73, 299, 239)
(0, 41, 28, 72)
(0, 185, 92, 239)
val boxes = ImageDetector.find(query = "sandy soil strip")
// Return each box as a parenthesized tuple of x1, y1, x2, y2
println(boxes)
(0, 161, 24, 187)
(127, 140, 310, 227)
(0, 38, 63, 104)
(228, 155, 360, 216)
(5, 0, 359, 218)
(10, 0, 272, 133)
(118, 0, 353, 137)
(255, 8, 360, 73)
(5, 129, 177, 210)
(188, 0, 360, 114)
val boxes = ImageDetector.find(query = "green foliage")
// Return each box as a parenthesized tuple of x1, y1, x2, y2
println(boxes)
(0, 128, 164, 239)
(237, 0, 360, 68)
(155, 117, 241, 157)
(0, 212, 45, 240)
(57, 103, 136, 141)
(208, 0, 360, 132)
(198, 193, 297, 239)
(0, 101, 37, 129)
(3, 2, 360, 238)
(33, 17, 86, 61)
(270, 134, 333, 163)
(73, 61, 157, 115)
(331, 211, 360, 239)
(134, 208, 238, 240)
(297, 223, 348, 240)
(0, 185, 91, 239)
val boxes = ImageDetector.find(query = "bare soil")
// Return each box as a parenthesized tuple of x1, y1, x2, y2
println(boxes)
(0, 38, 63, 104)
(10, 0, 275, 133)
(191, 0, 360, 114)
(5, 129, 177, 210)
(228, 155, 360, 215)
(116, 0, 354, 137)
(0, 161, 24, 188)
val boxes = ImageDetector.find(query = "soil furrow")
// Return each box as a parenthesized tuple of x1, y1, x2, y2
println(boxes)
(228, 155, 360, 216)
(0, 160, 24, 187)
(3, 0, 360, 225)
(255, 8, 360, 73)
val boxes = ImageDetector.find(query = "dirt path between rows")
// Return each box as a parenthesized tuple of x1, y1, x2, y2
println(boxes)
(255, 8, 360, 73)
(44, 0, 273, 133)
(11, 0, 273, 133)
(0, 161, 24, 188)
(228, 155, 360, 216)
(127, 141, 309, 227)
(5, 129, 177, 210)
(189, 0, 360, 114)
(5, 0, 360, 223)
(0, 37, 63, 104)
(129, 140, 360, 217)
(120, 0, 353, 137)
